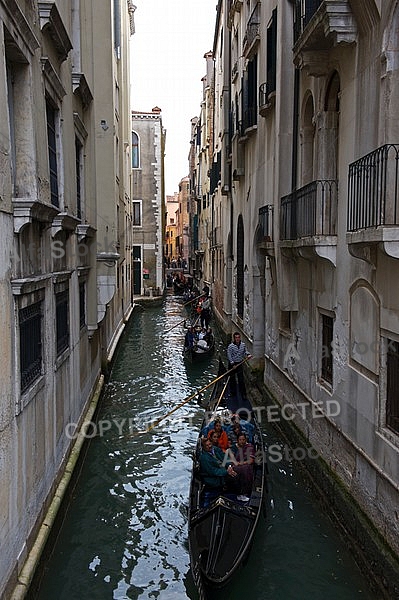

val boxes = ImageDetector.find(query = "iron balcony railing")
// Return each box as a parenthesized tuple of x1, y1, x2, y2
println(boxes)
(294, 0, 323, 43)
(259, 82, 273, 109)
(280, 179, 337, 240)
(241, 107, 257, 135)
(347, 144, 399, 231)
(259, 205, 273, 240)
(243, 2, 261, 55)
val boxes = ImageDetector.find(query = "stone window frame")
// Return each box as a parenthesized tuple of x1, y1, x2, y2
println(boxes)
(318, 309, 335, 391)
(12, 277, 51, 414)
(42, 57, 66, 210)
(132, 130, 140, 169)
(379, 333, 399, 447)
(132, 200, 142, 226)
(53, 272, 72, 368)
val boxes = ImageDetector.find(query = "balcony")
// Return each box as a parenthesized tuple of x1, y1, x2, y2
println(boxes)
(293, 0, 357, 76)
(347, 144, 399, 261)
(259, 82, 276, 117)
(242, 2, 260, 58)
(280, 180, 337, 265)
(239, 107, 257, 141)
(257, 205, 274, 254)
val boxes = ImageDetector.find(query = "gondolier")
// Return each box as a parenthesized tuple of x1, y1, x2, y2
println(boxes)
(227, 332, 252, 399)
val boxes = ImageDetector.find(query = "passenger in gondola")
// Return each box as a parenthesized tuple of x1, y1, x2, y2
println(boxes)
(209, 430, 220, 449)
(227, 421, 243, 449)
(198, 327, 207, 340)
(231, 432, 255, 501)
(207, 418, 229, 452)
(200, 437, 237, 490)
(196, 338, 209, 353)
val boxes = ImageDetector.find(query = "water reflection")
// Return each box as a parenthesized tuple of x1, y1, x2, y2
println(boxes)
(36, 296, 375, 600)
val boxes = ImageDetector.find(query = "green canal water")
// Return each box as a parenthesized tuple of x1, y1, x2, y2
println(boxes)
(34, 296, 377, 600)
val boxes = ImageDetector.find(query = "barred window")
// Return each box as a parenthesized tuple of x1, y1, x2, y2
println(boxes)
(56, 290, 69, 355)
(20, 301, 43, 393)
(321, 314, 333, 385)
(75, 137, 83, 220)
(387, 339, 399, 434)
(79, 282, 86, 329)
(46, 99, 59, 207)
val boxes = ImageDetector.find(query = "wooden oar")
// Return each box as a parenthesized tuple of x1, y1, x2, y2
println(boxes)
(191, 314, 200, 329)
(208, 376, 230, 416)
(182, 293, 203, 307)
(164, 318, 187, 334)
(134, 358, 251, 435)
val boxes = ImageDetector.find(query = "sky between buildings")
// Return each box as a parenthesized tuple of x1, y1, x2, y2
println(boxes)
(130, 0, 217, 196)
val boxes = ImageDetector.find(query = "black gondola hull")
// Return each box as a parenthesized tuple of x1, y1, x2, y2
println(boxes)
(188, 360, 266, 589)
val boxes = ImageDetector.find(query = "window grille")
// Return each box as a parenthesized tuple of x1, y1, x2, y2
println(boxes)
(75, 137, 82, 219)
(56, 289, 69, 355)
(321, 314, 333, 384)
(46, 100, 59, 207)
(387, 339, 399, 434)
(20, 301, 43, 392)
(79, 282, 86, 329)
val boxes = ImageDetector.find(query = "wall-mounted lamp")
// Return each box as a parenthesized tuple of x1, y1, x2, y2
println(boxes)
(100, 119, 109, 131)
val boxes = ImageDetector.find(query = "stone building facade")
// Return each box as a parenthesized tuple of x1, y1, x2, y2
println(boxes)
(131, 107, 165, 296)
(189, 53, 215, 295)
(164, 192, 179, 262)
(0, 0, 134, 597)
(192, 0, 399, 589)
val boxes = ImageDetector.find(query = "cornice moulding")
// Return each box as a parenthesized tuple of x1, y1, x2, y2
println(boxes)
(38, 1, 72, 61)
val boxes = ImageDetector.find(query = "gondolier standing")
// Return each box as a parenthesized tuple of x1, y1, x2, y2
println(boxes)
(227, 332, 252, 399)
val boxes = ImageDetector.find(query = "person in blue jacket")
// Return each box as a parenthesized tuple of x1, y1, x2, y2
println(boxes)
(199, 437, 237, 489)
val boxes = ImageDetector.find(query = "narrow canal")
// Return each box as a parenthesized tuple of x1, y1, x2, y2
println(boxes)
(34, 295, 377, 600)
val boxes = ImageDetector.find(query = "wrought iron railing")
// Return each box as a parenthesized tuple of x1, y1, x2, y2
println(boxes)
(259, 205, 273, 240)
(241, 107, 257, 135)
(347, 144, 399, 231)
(294, 0, 323, 43)
(259, 82, 273, 109)
(280, 180, 337, 240)
(243, 2, 261, 54)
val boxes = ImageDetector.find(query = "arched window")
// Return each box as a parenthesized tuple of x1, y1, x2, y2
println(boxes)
(237, 215, 244, 319)
(132, 131, 139, 168)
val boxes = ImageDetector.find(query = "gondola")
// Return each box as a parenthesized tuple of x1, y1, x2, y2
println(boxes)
(183, 332, 215, 363)
(188, 360, 266, 593)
